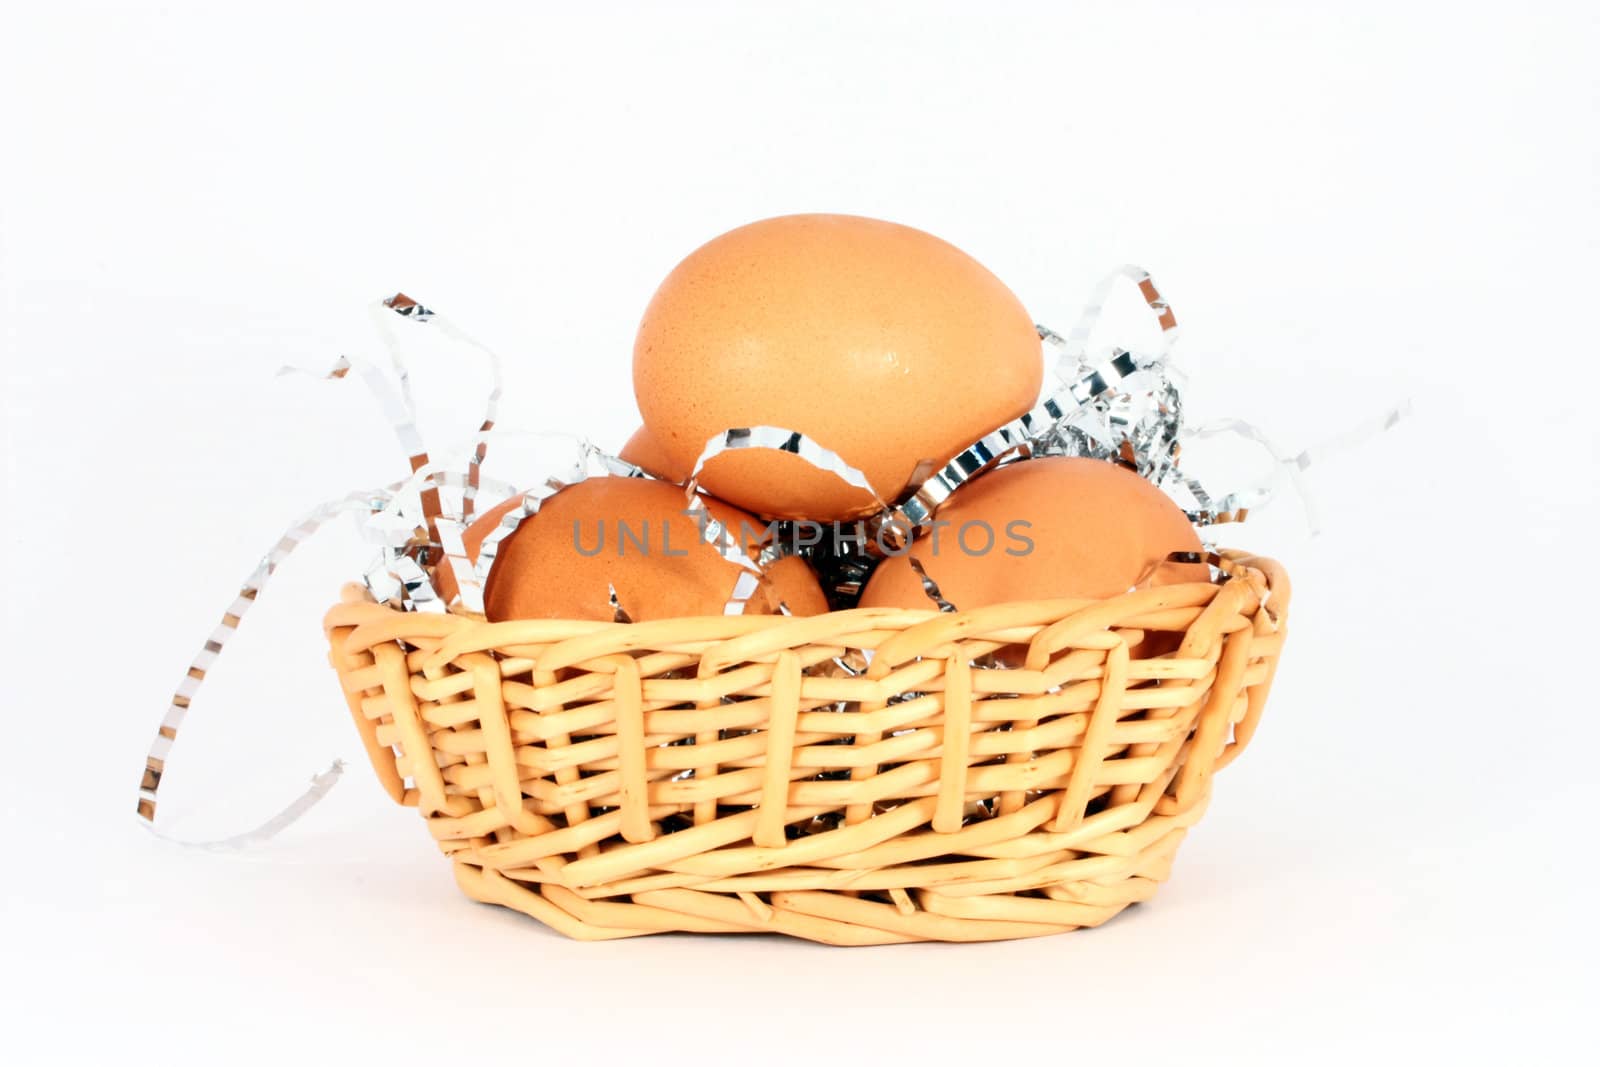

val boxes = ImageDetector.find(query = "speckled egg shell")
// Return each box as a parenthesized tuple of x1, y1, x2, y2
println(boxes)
(633, 214, 1043, 520)
(618, 424, 690, 483)
(467, 477, 826, 621)
(859, 457, 1210, 613)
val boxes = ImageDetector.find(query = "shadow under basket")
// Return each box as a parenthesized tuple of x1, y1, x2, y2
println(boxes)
(324, 551, 1287, 945)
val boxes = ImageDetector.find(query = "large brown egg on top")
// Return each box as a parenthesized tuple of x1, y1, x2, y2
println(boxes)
(859, 458, 1209, 649)
(632, 214, 1044, 520)
(454, 477, 828, 621)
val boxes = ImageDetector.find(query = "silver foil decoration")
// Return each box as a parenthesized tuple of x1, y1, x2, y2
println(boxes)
(678, 486, 768, 617)
(683, 426, 884, 615)
(906, 556, 957, 613)
(887, 265, 1366, 536)
(608, 583, 634, 624)
(689, 426, 885, 509)
(885, 347, 1145, 534)
(1055, 264, 1178, 364)
(138, 292, 507, 841)
(137, 483, 403, 840)
(397, 296, 506, 524)
(855, 265, 1399, 608)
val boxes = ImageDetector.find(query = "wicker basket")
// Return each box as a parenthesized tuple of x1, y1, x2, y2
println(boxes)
(324, 551, 1287, 945)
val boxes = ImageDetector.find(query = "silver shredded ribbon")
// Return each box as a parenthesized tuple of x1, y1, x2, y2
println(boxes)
(607, 583, 633, 624)
(277, 351, 426, 470)
(381, 295, 506, 523)
(868, 266, 1399, 607)
(885, 347, 1145, 533)
(678, 486, 768, 617)
(684, 426, 884, 615)
(690, 426, 885, 508)
(906, 556, 957, 613)
(1056, 264, 1179, 364)
(137, 293, 506, 844)
(137, 484, 401, 842)
(369, 293, 506, 535)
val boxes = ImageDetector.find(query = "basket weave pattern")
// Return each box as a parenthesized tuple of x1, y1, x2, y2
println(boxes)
(324, 553, 1287, 945)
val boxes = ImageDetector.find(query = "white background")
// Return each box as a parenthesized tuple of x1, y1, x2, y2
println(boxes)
(3, 2, 1597, 1063)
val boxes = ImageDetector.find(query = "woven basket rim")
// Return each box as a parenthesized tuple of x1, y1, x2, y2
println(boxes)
(328, 550, 1288, 636)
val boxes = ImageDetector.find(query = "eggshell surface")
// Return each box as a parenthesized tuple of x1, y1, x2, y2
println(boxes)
(619, 424, 689, 482)
(858, 457, 1209, 612)
(471, 477, 826, 621)
(633, 213, 1043, 519)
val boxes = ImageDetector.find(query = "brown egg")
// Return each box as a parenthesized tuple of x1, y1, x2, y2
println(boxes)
(751, 554, 831, 617)
(633, 214, 1043, 520)
(449, 477, 826, 621)
(858, 457, 1209, 615)
(619, 424, 689, 482)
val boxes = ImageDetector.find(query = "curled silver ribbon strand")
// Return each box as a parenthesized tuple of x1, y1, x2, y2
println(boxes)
(137, 483, 403, 842)
(138, 292, 505, 843)
(684, 426, 885, 615)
